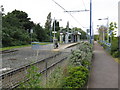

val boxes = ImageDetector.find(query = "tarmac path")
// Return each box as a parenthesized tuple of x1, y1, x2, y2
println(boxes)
(88, 41, 119, 88)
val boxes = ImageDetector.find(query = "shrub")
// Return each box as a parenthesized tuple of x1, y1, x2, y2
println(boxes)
(112, 51, 120, 58)
(70, 41, 93, 66)
(77, 42, 93, 53)
(111, 37, 119, 58)
(81, 60, 91, 69)
(19, 66, 41, 88)
(99, 37, 119, 58)
(70, 50, 85, 66)
(63, 66, 89, 88)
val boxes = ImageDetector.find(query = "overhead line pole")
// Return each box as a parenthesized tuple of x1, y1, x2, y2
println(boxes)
(90, 0, 92, 44)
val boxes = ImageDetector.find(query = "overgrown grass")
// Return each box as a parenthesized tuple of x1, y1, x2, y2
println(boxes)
(46, 60, 69, 88)
(46, 67, 64, 88)
(0, 42, 51, 51)
(114, 58, 120, 64)
(0, 44, 31, 51)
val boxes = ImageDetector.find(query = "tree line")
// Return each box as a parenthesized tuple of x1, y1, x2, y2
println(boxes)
(2, 10, 87, 47)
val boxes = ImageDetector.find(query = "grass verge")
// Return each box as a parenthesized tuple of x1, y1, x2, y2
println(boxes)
(114, 58, 120, 64)
(0, 42, 51, 51)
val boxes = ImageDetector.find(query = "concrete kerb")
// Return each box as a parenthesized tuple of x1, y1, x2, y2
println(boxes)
(52, 43, 78, 52)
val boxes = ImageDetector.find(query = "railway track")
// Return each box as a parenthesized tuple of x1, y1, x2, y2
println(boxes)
(0, 49, 18, 54)
(0, 51, 70, 89)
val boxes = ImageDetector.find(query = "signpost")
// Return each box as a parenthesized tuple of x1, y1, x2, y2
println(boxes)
(31, 42, 40, 60)
(30, 29, 33, 44)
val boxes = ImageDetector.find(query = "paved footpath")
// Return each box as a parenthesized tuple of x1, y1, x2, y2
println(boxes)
(88, 41, 119, 88)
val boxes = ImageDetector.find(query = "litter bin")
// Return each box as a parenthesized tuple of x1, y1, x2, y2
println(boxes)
(31, 42, 40, 50)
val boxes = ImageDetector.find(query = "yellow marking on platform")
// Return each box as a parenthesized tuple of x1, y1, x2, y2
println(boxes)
(52, 43, 78, 52)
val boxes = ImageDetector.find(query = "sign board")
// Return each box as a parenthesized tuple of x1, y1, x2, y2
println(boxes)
(78, 32, 81, 35)
(52, 31, 57, 33)
(31, 42, 40, 50)
(87, 29, 90, 33)
(30, 29, 33, 34)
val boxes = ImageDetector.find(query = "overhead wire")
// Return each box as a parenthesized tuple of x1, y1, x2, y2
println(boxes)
(51, 0, 84, 28)
(82, 0, 87, 10)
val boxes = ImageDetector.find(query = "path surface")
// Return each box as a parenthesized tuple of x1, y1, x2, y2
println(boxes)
(88, 41, 119, 88)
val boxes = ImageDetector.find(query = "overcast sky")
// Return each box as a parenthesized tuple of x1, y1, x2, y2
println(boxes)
(1, 0, 120, 34)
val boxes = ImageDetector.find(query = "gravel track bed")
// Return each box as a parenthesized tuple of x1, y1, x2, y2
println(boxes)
(1, 44, 78, 88)
(2, 44, 78, 73)
(2, 48, 58, 72)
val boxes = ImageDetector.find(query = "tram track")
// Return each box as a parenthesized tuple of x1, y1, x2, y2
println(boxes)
(1, 43, 78, 89)
(1, 51, 70, 88)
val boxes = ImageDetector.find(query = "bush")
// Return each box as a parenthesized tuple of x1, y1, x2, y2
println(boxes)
(99, 37, 119, 58)
(111, 37, 119, 58)
(77, 41, 93, 53)
(19, 66, 41, 88)
(70, 50, 85, 66)
(81, 60, 91, 69)
(63, 66, 89, 88)
(70, 41, 92, 66)
(112, 51, 120, 58)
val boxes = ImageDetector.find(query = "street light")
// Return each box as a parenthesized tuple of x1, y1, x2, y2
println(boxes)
(52, 17, 62, 39)
(52, 17, 62, 40)
(98, 17, 109, 42)
(52, 17, 62, 48)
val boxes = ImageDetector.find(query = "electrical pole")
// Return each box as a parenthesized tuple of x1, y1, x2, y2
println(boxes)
(53, 17, 55, 39)
(90, 0, 92, 44)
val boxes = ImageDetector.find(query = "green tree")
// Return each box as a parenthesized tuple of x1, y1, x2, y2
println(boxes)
(109, 22, 119, 58)
(98, 25, 107, 41)
(45, 12, 51, 31)
(44, 12, 52, 41)
(109, 22, 117, 40)
(2, 10, 34, 47)
(94, 35, 99, 41)
(73, 27, 87, 40)
(2, 10, 52, 47)
(52, 20, 60, 31)
(33, 24, 48, 42)
(52, 20, 60, 40)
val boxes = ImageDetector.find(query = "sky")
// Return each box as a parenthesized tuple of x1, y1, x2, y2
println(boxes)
(1, 0, 120, 34)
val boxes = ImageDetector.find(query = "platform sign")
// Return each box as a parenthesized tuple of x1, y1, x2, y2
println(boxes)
(30, 29, 33, 34)
(52, 31, 57, 34)
(31, 42, 40, 50)
(87, 29, 89, 33)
